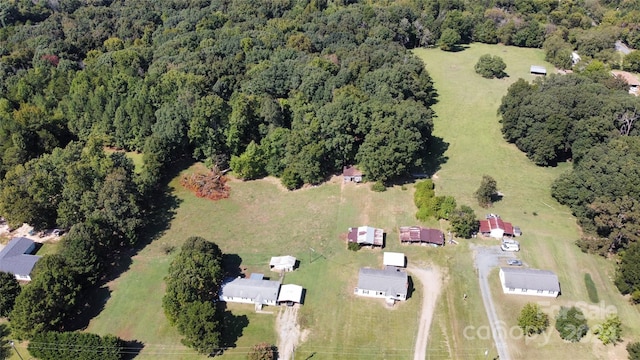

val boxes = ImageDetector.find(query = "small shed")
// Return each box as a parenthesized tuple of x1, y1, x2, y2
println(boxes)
(383, 252, 405, 268)
(343, 165, 363, 183)
(269, 256, 297, 272)
(347, 226, 384, 247)
(277, 284, 304, 305)
(530, 65, 547, 76)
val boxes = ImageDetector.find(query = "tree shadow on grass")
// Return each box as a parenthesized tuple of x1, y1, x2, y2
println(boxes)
(64, 286, 111, 331)
(121, 339, 145, 360)
(222, 253, 244, 278)
(217, 304, 249, 354)
(64, 159, 189, 331)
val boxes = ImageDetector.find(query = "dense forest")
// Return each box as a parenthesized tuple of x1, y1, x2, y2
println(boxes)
(1, 0, 640, 356)
(499, 71, 640, 300)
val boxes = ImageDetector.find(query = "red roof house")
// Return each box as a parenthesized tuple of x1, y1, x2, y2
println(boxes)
(399, 226, 444, 246)
(479, 216, 514, 239)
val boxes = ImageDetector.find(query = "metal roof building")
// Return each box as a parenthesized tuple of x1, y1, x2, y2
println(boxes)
(0, 237, 41, 281)
(354, 268, 408, 301)
(499, 267, 560, 298)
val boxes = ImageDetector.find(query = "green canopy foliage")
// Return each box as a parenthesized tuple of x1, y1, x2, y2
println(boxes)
(28, 331, 123, 360)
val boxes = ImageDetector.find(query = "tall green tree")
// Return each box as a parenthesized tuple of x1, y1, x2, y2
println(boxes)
(0, 271, 21, 317)
(475, 175, 498, 208)
(163, 237, 224, 324)
(449, 205, 478, 238)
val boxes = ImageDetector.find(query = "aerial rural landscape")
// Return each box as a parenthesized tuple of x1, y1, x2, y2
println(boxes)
(1, 1, 640, 360)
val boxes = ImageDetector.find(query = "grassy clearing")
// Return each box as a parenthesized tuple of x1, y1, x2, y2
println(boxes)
(86, 175, 449, 359)
(414, 43, 640, 359)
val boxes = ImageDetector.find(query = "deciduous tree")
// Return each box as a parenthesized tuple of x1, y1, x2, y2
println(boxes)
(518, 303, 549, 336)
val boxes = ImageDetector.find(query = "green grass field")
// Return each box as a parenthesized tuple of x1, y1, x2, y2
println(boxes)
(414, 43, 640, 359)
(8, 43, 637, 360)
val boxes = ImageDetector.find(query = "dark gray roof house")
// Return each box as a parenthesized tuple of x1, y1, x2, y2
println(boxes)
(354, 268, 408, 301)
(219, 275, 281, 310)
(0, 237, 41, 281)
(499, 267, 560, 298)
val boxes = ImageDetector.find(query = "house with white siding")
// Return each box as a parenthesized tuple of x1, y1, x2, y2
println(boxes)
(499, 267, 560, 298)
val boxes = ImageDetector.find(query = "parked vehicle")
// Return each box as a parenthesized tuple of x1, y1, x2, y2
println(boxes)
(507, 259, 523, 266)
(501, 239, 520, 252)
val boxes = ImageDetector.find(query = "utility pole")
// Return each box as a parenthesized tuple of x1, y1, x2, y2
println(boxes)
(10, 341, 24, 360)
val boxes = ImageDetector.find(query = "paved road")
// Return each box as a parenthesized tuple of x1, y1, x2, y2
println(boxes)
(473, 245, 516, 360)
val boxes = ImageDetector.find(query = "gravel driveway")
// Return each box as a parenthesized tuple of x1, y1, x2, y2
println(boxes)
(407, 265, 442, 360)
(473, 244, 515, 360)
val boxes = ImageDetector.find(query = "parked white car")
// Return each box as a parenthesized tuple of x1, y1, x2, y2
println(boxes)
(501, 239, 520, 252)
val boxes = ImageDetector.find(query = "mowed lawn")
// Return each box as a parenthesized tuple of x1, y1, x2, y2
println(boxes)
(415, 43, 640, 359)
(87, 172, 455, 359)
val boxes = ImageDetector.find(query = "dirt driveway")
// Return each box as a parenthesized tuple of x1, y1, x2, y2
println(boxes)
(407, 265, 443, 360)
(276, 305, 308, 360)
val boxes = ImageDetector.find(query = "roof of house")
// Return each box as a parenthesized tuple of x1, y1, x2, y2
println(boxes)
(342, 165, 363, 177)
(530, 65, 547, 74)
(277, 284, 304, 303)
(357, 268, 408, 296)
(348, 226, 384, 246)
(269, 255, 296, 268)
(479, 217, 513, 235)
(0, 237, 41, 277)
(383, 252, 405, 267)
(399, 226, 444, 245)
(500, 267, 560, 293)
(220, 277, 281, 303)
(611, 70, 640, 86)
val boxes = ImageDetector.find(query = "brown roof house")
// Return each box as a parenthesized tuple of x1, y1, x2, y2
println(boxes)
(0, 237, 41, 281)
(348, 226, 384, 247)
(399, 226, 444, 246)
(342, 165, 363, 183)
(612, 70, 640, 95)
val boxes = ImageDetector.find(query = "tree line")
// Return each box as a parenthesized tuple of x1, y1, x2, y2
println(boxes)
(498, 70, 640, 301)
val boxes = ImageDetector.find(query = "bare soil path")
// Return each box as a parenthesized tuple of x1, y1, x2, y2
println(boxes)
(276, 305, 308, 360)
(407, 265, 443, 360)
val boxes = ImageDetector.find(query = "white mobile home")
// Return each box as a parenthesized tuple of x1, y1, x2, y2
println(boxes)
(499, 267, 560, 298)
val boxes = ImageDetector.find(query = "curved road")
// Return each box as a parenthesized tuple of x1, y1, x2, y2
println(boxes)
(473, 245, 514, 360)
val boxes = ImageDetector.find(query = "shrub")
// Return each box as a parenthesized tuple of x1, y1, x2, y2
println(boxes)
(555, 306, 589, 342)
(347, 242, 361, 251)
(280, 167, 302, 190)
(247, 342, 276, 360)
(593, 315, 622, 345)
(371, 181, 386, 192)
(584, 273, 599, 303)
(628, 341, 640, 360)
(518, 303, 549, 336)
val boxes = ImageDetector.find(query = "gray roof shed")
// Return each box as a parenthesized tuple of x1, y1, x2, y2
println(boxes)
(500, 267, 560, 293)
(357, 268, 408, 297)
(0, 237, 40, 279)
